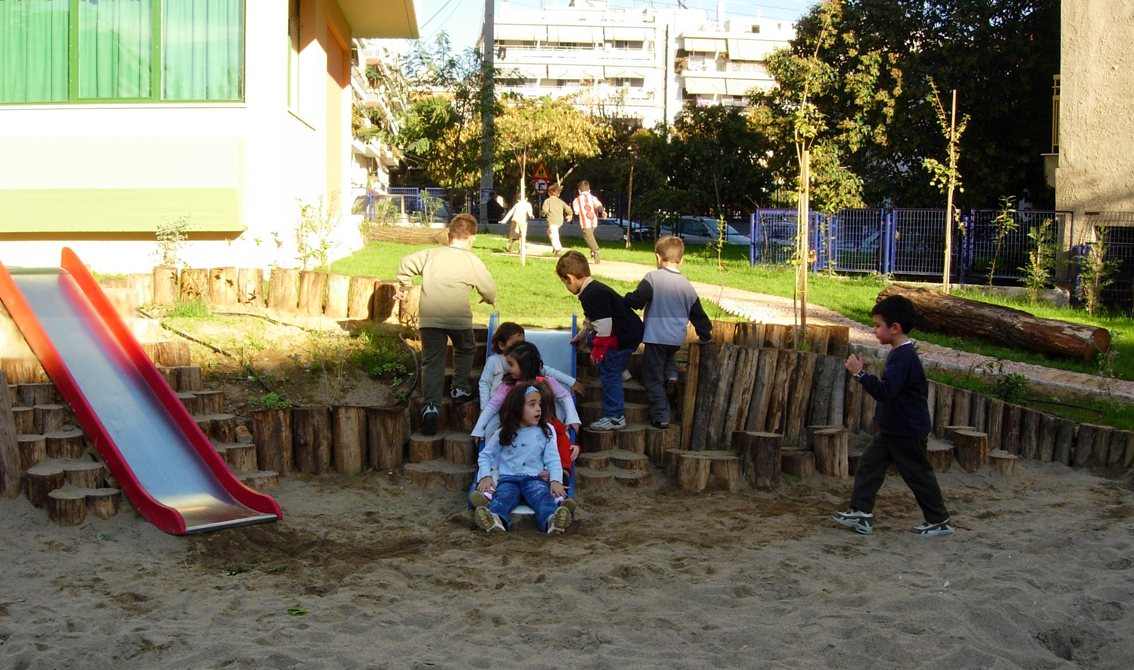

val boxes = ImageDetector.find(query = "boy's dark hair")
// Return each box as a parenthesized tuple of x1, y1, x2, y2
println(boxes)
(655, 235, 684, 263)
(578, 180, 590, 191)
(548, 184, 562, 196)
(504, 340, 544, 382)
(487, 190, 497, 198)
(872, 295, 917, 335)
(492, 322, 525, 354)
(448, 213, 478, 240)
(555, 250, 591, 279)
(498, 380, 553, 446)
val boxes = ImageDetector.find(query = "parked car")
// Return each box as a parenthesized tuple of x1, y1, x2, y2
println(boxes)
(660, 216, 752, 246)
(599, 218, 655, 242)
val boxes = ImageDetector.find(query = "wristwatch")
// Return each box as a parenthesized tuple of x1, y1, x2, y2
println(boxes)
(854, 369, 867, 381)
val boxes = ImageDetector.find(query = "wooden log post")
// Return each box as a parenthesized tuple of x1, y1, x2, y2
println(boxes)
(780, 449, 815, 478)
(25, 462, 65, 507)
(578, 401, 604, 427)
(942, 425, 973, 442)
(703, 451, 741, 492)
(689, 342, 721, 451)
(860, 362, 883, 433)
(252, 408, 294, 475)
(927, 442, 954, 473)
(1039, 413, 1057, 462)
(195, 390, 225, 415)
(844, 363, 863, 434)
(11, 407, 33, 434)
(237, 268, 266, 307)
(398, 285, 421, 328)
(347, 276, 379, 319)
(240, 470, 280, 490)
(46, 429, 86, 459)
(86, 488, 122, 520)
(1092, 425, 1115, 466)
(933, 384, 955, 438)
(153, 265, 179, 304)
(372, 280, 400, 323)
(1019, 408, 1041, 460)
(1073, 423, 1097, 467)
(827, 325, 851, 358)
(680, 342, 702, 449)
(448, 402, 479, 434)
(744, 348, 778, 434)
(645, 424, 681, 466)
(951, 389, 972, 429)
(579, 427, 616, 453)
(2, 359, 48, 384)
(734, 431, 781, 489)
(677, 452, 710, 492)
(784, 352, 818, 447)
(577, 468, 614, 488)
(63, 461, 106, 489)
(1124, 432, 1134, 469)
(806, 327, 831, 357)
(878, 283, 1111, 360)
(291, 407, 332, 474)
(443, 433, 477, 466)
(34, 404, 67, 435)
(969, 394, 989, 434)
(764, 350, 799, 434)
(407, 433, 444, 463)
(267, 268, 299, 312)
(179, 268, 209, 303)
(127, 272, 154, 306)
(1107, 430, 1131, 468)
(615, 425, 646, 455)
(47, 488, 87, 526)
(722, 347, 758, 449)
(706, 343, 739, 448)
(324, 274, 351, 319)
(610, 451, 650, 471)
(17, 435, 47, 471)
(19, 383, 55, 407)
(578, 452, 609, 470)
(807, 356, 840, 428)
(811, 427, 848, 479)
(174, 366, 203, 392)
(663, 448, 687, 478)
(986, 399, 1005, 451)
(0, 369, 19, 498)
(222, 444, 258, 473)
(710, 319, 737, 345)
(367, 406, 407, 471)
(331, 406, 367, 475)
(176, 393, 201, 416)
(953, 429, 989, 473)
(1002, 404, 1022, 455)
(1053, 418, 1076, 465)
(989, 449, 1018, 476)
(297, 271, 326, 316)
(153, 341, 191, 367)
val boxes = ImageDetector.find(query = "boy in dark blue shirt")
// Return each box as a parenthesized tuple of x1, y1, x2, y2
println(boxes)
(556, 250, 643, 431)
(833, 295, 953, 537)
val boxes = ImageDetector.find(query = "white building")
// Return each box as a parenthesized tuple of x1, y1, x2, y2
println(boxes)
(492, 0, 794, 127)
(351, 39, 406, 199)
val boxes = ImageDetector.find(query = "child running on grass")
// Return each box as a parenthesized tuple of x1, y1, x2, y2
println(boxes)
(479, 322, 584, 411)
(473, 382, 573, 534)
(471, 341, 581, 440)
(832, 295, 954, 537)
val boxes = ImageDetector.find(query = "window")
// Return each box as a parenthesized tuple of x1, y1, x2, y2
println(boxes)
(0, 0, 244, 104)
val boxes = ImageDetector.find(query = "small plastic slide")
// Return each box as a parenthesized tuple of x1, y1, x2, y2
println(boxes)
(0, 248, 281, 534)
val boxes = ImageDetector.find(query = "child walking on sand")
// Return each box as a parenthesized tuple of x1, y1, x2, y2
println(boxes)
(623, 236, 712, 428)
(474, 382, 573, 533)
(471, 341, 580, 440)
(395, 214, 497, 436)
(556, 251, 643, 431)
(832, 295, 954, 537)
(479, 322, 583, 410)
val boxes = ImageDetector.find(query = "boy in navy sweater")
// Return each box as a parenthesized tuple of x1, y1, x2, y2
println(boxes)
(624, 236, 712, 428)
(833, 295, 954, 537)
(556, 250, 643, 431)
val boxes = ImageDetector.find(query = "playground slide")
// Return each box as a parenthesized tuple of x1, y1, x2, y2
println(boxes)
(0, 248, 281, 534)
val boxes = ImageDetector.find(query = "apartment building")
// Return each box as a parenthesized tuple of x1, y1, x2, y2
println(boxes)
(492, 0, 794, 127)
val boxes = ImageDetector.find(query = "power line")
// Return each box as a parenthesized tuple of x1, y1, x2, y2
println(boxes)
(420, 0, 457, 30)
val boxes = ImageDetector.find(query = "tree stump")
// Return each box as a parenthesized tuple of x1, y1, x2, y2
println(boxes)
(952, 429, 989, 473)
(408, 433, 444, 463)
(372, 281, 400, 323)
(398, 285, 421, 328)
(237, 267, 266, 307)
(577, 452, 609, 470)
(986, 399, 1005, 451)
(324, 274, 351, 319)
(172, 366, 203, 392)
(17, 435, 47, 471)
(367, 406, 407, 471)
(702, 450, 741, 492)
(644, 423, 681, 467)
(722, 347, 759, 448)
(152, 265, 178, 304)
(576, 468, 614, 488)
(1039, 413, 1057, 462)
(25, 462, 65, 507)
(765, 350, 799, 435)
(86, 488, 122, 520)
(291, 407, 332, 475)
(252, 408, 294, 475)
(784, 352, 818, 447)
(679, 342, 702, 449)
(706, 343, 740, 447)
(0, 370, 19, 498)
(347, 276, 379, 319)
(927, 443, 954, 473)
(1073, 423, 1097, 467)
(34, 404, 67, 435)
(47, 488, 86, 526)
(1106, 430, 1130, 468)
(677, 452, 710, 492)
(969, 394, 989, 434)
(578, 402, 603, 427)
(615, 425, 646, 455)
(609, 450, 649, 471)
(989, 449, 1018, 476)
(239, 470, 280, 490)
(300, 270, 331, 315)
(221, 444, 258, 473)
(46, 428, 86, 459)
(2, 359, 47, 384)
(1019, 408, 1041, 460)
(448, 402, 479, 434)
(664, 448, 688, 478)
(18, 382, 54, 407)
(951, 389, 972, 428)
(267, 268, 299, 312)
(614, 469, 652, 488)
(1002, 404, 1022, 455)
(403, 463, 438, 487)
(210, 415, 239, 444)
(734, 431, 781, 490)
(780, 449, 815, 478)
(195, 390, 225, 415)
(579, 427, 616, 453)
(811, 427, 848, 479)
(443, 433, 476, 466)
(176, 392, 201, 416)
(331, 406, 367, 475)
(942, 425, 973, 442)
(153, 341, 191, 367)
(127, 272, 153, 306)
(933, 384, 954, 438)
(689, 342, 721, 450)
(62, 461, 106, 489)
(179, 268, 209, 302)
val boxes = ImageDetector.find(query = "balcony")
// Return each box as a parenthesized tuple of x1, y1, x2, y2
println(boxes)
(498, 44, 656, 64)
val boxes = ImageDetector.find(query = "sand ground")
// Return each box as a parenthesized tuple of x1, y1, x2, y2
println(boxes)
(2, 460, 1132, 670)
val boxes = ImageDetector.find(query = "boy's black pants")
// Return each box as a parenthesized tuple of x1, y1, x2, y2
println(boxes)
(421, 327, 476, 407)
(850, 432, 950, 524)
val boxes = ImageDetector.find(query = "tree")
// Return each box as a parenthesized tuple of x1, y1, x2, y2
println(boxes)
(494, 96, 607, 263)
(922, 80, 969, 292)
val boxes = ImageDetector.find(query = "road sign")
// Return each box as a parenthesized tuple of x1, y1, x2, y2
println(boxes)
(533, 178, 549, 194)
(531, 160, 550, 181)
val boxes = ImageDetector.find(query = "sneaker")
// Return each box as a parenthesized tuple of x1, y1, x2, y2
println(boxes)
(913, 519, 955, 538)
(547, 506, 572, 534)
(831, 509, 874, 535)
(469, 490, 493, 508)
(590, 415, 627, 431)
(474, 506, 505, 532)
(450, 387, 474, 405)
(650, 419, 669, 429)
(559, 497, 578, 515)
(621, 369, 632, 382)
(593, 250, 602, 265)
(421, 403, 439, 436)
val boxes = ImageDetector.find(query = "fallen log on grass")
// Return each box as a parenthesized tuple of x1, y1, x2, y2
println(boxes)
(878, 284, 1110, 360)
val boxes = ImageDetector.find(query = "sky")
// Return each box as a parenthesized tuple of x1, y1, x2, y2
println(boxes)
(410, 0, 814, 53)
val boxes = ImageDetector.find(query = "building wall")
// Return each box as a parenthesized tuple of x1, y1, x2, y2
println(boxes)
(1057, 0, 1134, 237)
(0, 0, 363, 273)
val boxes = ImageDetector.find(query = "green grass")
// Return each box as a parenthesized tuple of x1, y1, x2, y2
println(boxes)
(330, 233, 1134, 381)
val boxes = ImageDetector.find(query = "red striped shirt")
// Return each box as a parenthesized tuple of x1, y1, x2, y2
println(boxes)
(571, 192, 604, 229)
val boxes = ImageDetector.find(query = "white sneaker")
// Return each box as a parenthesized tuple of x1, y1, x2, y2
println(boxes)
(913, 519, 955, 537)
(621, 369, 632, 382)
(474, 507, 505, 532)
(450, 387, 474, 405)
(547, 506, 572, 534)
(590, 415, 626, 431)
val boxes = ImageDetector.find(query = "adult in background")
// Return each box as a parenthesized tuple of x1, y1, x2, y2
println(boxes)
(485, 190, 504, 225)
(541, 183, 572, 254)
(571, 180, 605, 265)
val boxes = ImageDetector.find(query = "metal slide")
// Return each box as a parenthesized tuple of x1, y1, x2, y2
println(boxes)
(0, 249, 280, 534)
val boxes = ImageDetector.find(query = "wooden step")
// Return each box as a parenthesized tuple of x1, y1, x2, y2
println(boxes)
(404, 460, 476, 491)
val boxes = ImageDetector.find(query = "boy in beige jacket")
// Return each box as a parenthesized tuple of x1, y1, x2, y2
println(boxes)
(396, 214, 497, 435)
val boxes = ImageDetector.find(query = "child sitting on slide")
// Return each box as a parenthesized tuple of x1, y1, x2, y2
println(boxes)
(473, 382, 573, 534)
(470, 341, 580, 440)
(479, 321, 583, 411)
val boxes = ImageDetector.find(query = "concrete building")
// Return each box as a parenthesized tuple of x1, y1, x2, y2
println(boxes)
(1054, 0, 1134, 238)
(351, 39, 406, 199)
(492, 0, 793, 127)
(0, 0, 417, 273)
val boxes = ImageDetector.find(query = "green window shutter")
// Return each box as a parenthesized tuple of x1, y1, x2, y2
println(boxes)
(0, 0, 70, 103)
(162, 0, 243, 101)
(78, 0, 153, 99)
